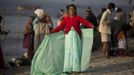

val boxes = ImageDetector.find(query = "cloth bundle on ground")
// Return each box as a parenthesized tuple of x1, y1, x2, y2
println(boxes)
(8, 56, 31, 67)
(31, 29, 93, 75)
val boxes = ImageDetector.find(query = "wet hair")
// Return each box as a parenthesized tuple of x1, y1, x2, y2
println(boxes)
(67, 4, 77, 15)
(116, 8, 122, 12)
(108, 2, 115, 9)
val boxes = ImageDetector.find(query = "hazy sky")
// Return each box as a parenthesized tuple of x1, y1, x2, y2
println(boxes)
(0, 0, 133, 7)
(0, 0, 133, 16)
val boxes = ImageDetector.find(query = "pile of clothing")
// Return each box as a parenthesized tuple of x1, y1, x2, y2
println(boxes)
(8, 54, 31, 67)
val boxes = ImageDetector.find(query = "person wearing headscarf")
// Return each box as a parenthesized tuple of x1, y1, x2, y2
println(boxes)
(33, 9, 52, 51)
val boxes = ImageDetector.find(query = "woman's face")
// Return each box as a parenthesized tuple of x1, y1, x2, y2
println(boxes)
(68, 6, 75, 16)
(46, 16, 51, 23)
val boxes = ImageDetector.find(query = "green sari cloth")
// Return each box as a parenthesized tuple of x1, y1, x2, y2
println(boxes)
(31, 29, 93, 75)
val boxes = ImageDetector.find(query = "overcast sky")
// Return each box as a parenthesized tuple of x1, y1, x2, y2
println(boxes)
(0, 0, 133, 7)
(0, 0, 133, 16)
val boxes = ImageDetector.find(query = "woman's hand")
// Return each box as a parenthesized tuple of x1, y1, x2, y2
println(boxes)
(45, 33, 50, 35)
(90, 25, 95, 28)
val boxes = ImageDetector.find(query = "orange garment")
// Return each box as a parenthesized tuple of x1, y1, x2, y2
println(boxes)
(117, 31, 126, 41)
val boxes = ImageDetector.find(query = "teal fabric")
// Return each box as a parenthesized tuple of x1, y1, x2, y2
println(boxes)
(31, 29, 93, 75)
(33, 17, 39, 30)
(64, 30, 82, 72)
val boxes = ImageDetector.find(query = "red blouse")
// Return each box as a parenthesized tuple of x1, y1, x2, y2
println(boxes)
(51, 15, 94, 36)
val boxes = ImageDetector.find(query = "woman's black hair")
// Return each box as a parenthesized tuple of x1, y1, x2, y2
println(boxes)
(108, 2, 115, 9)
(66, 4, 77, 15)
(101, 8, 106, 12)
(116, 8, 122, 12)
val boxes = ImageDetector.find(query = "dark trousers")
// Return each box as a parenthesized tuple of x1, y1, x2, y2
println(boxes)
(0, 45, 4, 69)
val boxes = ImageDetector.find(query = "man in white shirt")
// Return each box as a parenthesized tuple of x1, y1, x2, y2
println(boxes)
(99, 3, 116, 58)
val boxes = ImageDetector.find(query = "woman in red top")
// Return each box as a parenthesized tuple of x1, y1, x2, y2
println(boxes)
(51, 4, 94, 73)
